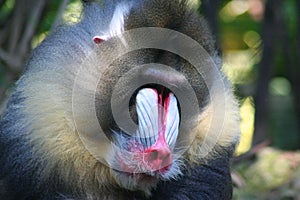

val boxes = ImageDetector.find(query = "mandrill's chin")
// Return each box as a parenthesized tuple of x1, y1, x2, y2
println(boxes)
(110, 158, 183, 196)
(111, 169, 160, 196)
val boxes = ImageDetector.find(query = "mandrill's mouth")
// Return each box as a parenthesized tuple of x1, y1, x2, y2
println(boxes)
(112, 86, 180, 175)
(113, 163, 171, 179)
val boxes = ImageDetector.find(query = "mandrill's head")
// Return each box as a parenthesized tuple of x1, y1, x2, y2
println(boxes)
(70, 0, 239, 194)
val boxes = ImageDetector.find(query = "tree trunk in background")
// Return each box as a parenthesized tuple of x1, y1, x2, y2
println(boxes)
(199, 0, 222, 53)
(252, 0, 282, 146)
(290, 0, 300, 135)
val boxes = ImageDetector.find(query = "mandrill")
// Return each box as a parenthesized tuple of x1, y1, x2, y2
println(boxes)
(0, 0, 240, 199)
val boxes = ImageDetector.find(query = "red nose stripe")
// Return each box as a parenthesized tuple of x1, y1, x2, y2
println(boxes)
(144, 88, 172, 171)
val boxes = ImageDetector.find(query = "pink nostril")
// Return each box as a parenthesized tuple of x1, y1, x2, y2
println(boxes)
(148, 150, 159, 160)
(148, 148, 171, 160)
(146, 147, 172, 171)
(143, 129, 172, 171)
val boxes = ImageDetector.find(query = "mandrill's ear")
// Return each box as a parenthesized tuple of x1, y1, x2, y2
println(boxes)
(93, 35, 110, 44)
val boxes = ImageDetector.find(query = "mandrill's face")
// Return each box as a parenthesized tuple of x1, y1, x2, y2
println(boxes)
(92, 54, 200, 192)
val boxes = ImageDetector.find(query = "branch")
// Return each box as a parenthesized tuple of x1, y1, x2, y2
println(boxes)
(51, 0, 70, 30)
(18, 0, 48, 58)
(0, 95, 8, 117)
(0, 48, 22, 71)
(7, 0, 26, 54)
(0, 72, 16, 117)
(233, 140, 271, 163)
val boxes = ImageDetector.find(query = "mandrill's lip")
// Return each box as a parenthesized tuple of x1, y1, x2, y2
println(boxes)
(113, 163, 172, 180)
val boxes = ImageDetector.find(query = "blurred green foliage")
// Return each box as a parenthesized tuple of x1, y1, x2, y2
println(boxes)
(233, 148, 300, 199)
(218, 0, 300, 151)
(0, 0, 14, 24)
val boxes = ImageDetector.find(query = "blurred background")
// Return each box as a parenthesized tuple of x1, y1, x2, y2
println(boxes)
(0, 0, 299, 199)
